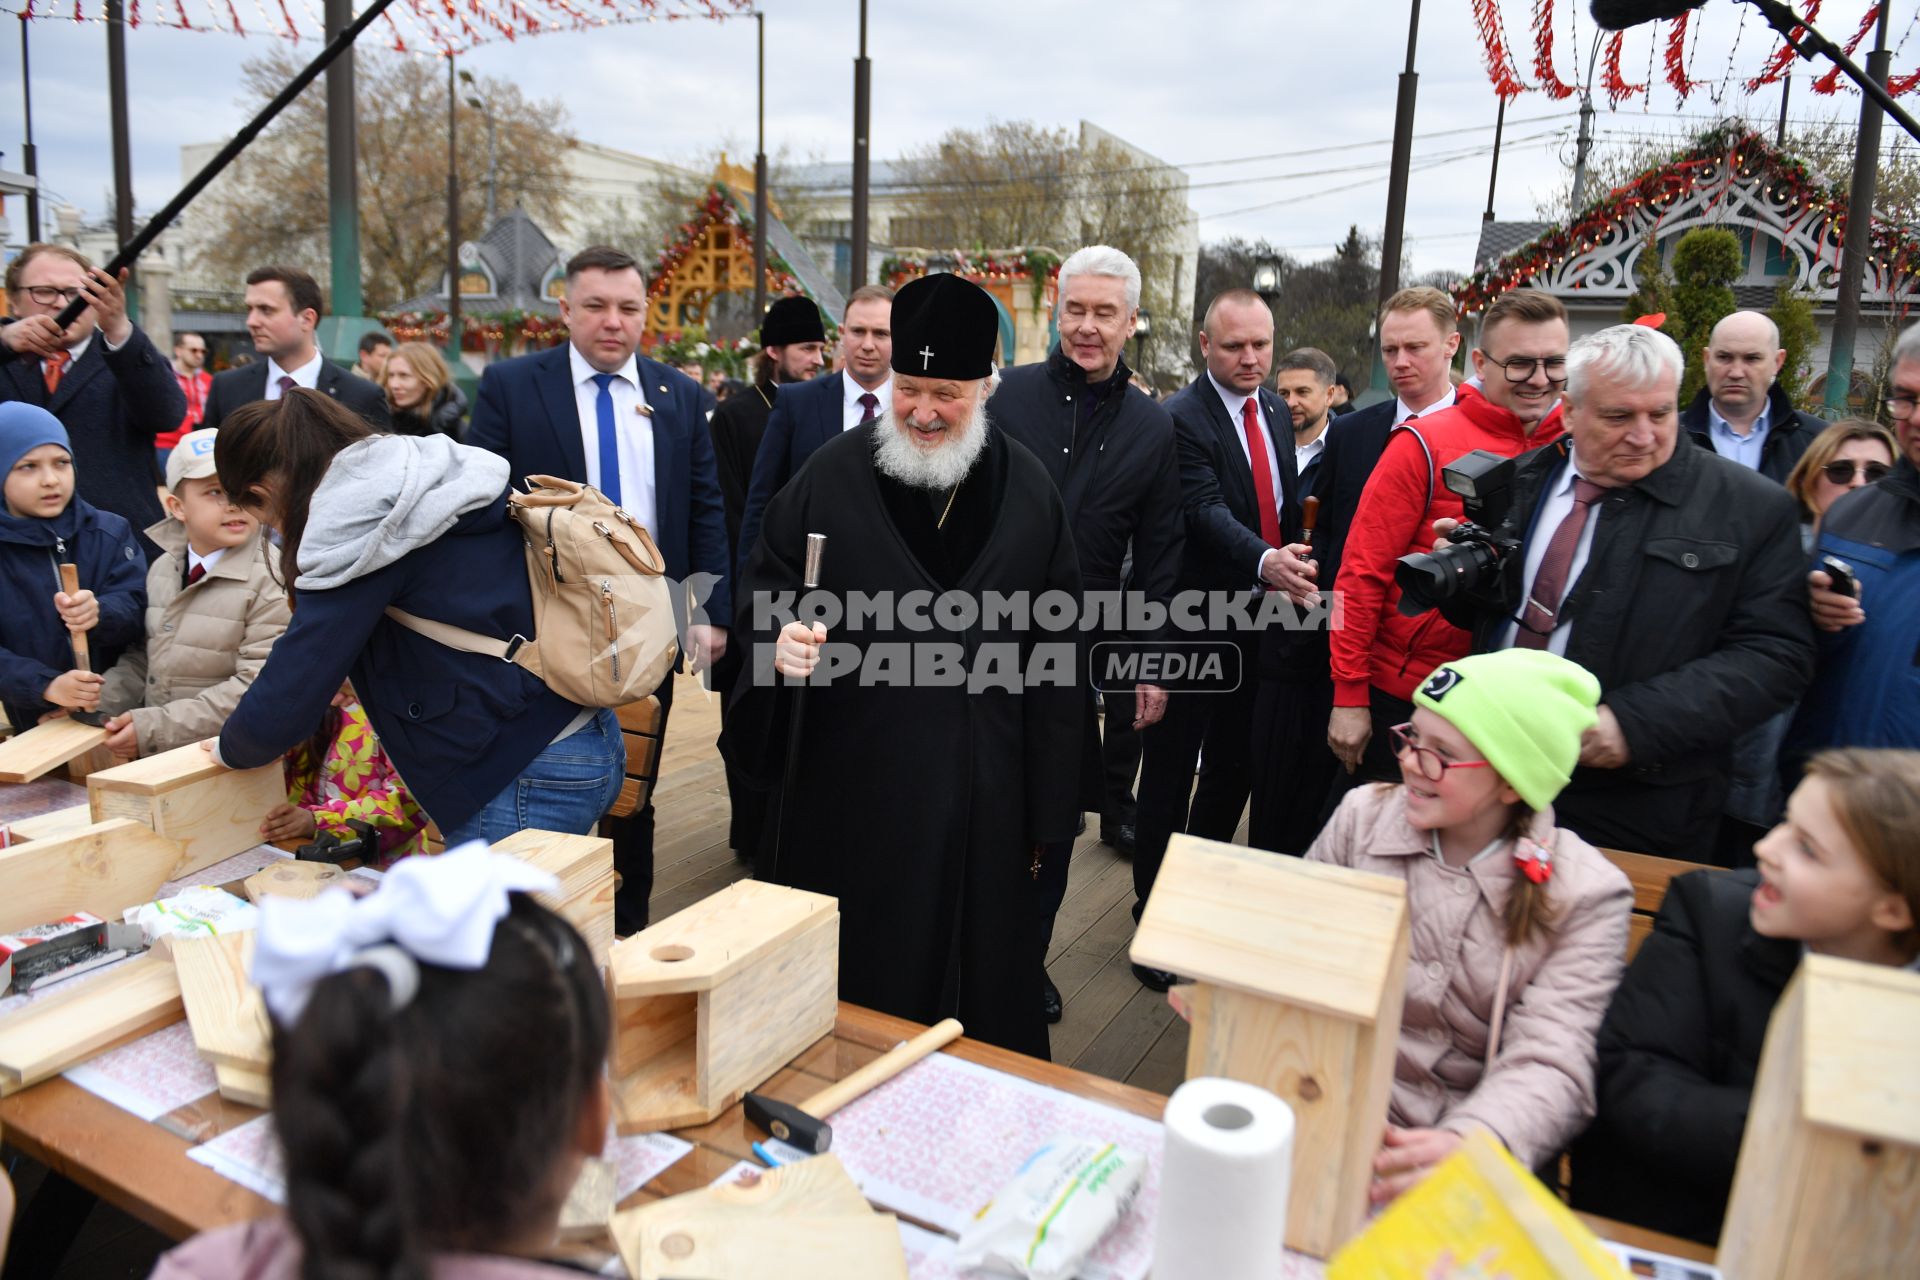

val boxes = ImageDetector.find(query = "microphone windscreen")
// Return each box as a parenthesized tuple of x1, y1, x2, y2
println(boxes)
(1589, 0, 1710, 32)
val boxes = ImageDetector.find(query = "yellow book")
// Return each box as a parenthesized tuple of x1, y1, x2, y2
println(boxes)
(1328, 1131, 1629, 1279)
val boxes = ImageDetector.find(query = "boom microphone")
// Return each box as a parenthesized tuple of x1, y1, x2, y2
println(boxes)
(1589, 0, 1711, 32)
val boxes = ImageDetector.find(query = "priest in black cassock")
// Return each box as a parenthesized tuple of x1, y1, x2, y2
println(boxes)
(728, 273, 1084, 1058)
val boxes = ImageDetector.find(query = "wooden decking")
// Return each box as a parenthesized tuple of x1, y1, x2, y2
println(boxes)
(651, 673, 1195, 1094)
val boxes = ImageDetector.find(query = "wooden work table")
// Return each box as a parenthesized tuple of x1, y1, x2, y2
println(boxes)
(0, 1002, 1713, 1269)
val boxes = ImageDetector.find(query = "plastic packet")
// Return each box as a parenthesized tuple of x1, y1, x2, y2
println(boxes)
(954, 1136, 1146, 1280)
(125, 886, 258, 943)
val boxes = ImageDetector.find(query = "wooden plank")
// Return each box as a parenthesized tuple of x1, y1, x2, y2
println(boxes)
(558, 1156, 617, 1242)
(698, 910, 839, 1112)
(1599, 847, 1713, 916)
(1073, 981, 1177, 1084)
(241, 860, 347, 902)
(0, 819, 185, 934)
(1124, 1013, 1190, 1097)
(6, 803, 93, 842)
(489, 829, 616, 969)
(630, 1211, 906, 1280)
(609, 880, 837, 998)
(0, 955, 183, 1091)
(213, 1063, 271, 1108)
(0, 719, 110, 784)
(86, 745, 288, 880)
(172, 933, 270, 1073)
(610, 1153, 878, 1278)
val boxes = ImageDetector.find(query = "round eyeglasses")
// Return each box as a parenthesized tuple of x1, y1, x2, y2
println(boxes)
(1389, 722, 1495, 784)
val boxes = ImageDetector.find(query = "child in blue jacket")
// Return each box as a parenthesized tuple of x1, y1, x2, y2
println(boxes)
(0, 403, 146, 731)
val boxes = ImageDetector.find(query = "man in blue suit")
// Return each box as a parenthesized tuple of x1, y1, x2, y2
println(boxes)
(467, 244, 731, 933)
(1, 244, 185, 560)
(736, 285, 895, 581)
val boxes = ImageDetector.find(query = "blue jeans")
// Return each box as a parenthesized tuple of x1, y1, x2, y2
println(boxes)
(439, 707, 625, 847)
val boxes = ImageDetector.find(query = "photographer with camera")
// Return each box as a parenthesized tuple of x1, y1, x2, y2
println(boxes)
(1325, 290, 1570, 796)
(1412, 324, 1814, 862)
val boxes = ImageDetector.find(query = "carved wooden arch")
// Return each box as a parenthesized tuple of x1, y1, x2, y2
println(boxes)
(647, 221, 780, 336)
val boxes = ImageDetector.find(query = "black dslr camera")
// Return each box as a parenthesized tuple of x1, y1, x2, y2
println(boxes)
(1395, 450, 1523, 615)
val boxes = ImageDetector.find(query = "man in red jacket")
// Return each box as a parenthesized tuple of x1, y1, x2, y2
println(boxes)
(1325, 288, 1569, 791)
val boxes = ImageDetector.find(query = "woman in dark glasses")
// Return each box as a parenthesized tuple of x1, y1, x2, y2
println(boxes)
(1785, 419, 1898, 545)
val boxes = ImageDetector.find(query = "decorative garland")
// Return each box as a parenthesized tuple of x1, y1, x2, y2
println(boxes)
(377, 307, 569, 352)
(1470, 0, 1917, 103)
(1451, 125, 1920, 316)
(879, 246, 1064, 308)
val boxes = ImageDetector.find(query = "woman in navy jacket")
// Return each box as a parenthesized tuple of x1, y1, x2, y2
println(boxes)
(212, 390, 623, 844)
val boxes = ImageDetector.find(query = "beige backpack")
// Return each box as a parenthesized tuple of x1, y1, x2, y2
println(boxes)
(386, 475, 680, 708)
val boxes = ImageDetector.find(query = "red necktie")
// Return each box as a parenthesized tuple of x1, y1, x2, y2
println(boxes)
(1516, 477, 1607, 649)
(858, 392, 878, 424)
(1241, 398, 1283, 547)
(186, 563, 206, 587)
(44, 351, 69, 396)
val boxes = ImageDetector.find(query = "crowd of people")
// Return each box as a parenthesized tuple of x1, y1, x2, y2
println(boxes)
(6, 233, 1920, 1265)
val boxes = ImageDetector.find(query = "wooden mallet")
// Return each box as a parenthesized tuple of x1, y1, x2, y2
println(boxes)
(742, 1017, 963, 1155)
(1301, 494, 1320, 549)
(57, 563, 105, 727)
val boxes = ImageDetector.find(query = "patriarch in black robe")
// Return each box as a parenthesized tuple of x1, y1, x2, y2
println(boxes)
(728, 274, 1082, 1058)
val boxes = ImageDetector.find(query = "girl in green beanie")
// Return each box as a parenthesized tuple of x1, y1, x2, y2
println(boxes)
(1308, 647, 1633, 1205)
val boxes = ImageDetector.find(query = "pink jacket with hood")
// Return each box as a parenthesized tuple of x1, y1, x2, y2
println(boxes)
(150, 1215, 594, 1280)
(1308, 782, 1632, 1168)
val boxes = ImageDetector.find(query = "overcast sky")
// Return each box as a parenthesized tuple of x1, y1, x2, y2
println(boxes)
(0, 0, 1887, 278)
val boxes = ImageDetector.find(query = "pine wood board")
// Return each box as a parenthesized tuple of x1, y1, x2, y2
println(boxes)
(629, 1212, 906, 1280)
(489, 829, 616, 969)
(697, 911, 838, 1110)
(557, 1157, 617, 1242)
(214, 1062, 271, 1108)
(609, 879, 837, 998)
(4, 803, 94, 842)
(0, 819, 185, 934)
(172, 932, 270, 1073)
(0, 953, 184, 1092)
(0, 719, 110, 784)
(88, 746, 288, 880)
(240, 860, 347, 902)
(609, 1153, 878, 1276)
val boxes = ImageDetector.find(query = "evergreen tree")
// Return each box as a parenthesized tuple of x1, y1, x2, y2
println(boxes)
(1621, 232, 1676, 334)
(1769, 279, 1819, 408)
(1669, 228, 1743, 402)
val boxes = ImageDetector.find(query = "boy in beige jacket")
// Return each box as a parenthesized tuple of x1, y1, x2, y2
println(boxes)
(99, 428, 289, 757)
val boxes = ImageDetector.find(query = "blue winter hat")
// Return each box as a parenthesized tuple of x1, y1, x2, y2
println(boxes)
(0, 402, 71, 472)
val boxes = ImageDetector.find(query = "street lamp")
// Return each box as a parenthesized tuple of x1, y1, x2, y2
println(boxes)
(459, 70, 498, 229)
(1251, 262, 1280, 295)
(1132, 308, 1152, 374)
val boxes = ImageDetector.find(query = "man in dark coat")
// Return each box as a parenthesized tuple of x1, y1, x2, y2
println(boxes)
(1680, 310, 1822, 484)
(202, 266, 389, 432)
(988, 245, 1182, 1022)
(467, 245, 731, 932)
(737, 286, 893, 580)
(731, 273, 1082, 1058)
(1131, 289, 1316, 991)
(706, 295, 830, 864)
(1, 244, 185, 557)
(1438, 324, 1815, 860)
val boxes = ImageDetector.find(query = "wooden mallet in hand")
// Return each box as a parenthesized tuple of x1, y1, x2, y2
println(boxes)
(57, 562, 105, 727)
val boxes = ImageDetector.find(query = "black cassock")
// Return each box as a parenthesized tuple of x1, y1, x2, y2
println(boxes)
(729, 423, 1084, 1058)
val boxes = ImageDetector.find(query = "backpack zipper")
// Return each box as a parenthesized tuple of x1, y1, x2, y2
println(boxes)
(545, 507, 561, 583)
(601, 579, 619, 681)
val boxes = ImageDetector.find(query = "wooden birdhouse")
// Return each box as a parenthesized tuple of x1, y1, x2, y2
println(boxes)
(1719, 953, 1920, 1278)
(606, 879, 838, 1134)
(87, 742, 287, 879)
(1131, 834, 1410, 1259)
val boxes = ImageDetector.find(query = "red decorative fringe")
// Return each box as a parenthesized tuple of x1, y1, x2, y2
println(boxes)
(1601, 31, 1646, 106)
(1532, 0, 1577, 99)
(1665, 12, 1704, 100)
(1747, 0, 1820, 90)
(1473, 0, 1530, 99)
(1814, 4, 1880, 94)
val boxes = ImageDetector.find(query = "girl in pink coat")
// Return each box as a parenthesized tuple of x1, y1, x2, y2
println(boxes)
(1309, 648, 1632, 1205)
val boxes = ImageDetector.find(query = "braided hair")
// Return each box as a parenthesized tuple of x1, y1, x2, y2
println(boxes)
(269, 895, 610, 1280)
(1500, 803, 1559, 948)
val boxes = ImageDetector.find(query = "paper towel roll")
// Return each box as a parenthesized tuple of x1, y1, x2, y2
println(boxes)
(1150, 1076, 1295, 1280)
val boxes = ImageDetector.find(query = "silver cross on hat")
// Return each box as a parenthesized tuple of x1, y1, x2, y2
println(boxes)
(919, 346, 935, 370)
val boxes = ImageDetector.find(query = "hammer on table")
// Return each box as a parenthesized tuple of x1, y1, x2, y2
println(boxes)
(57, 562, 107, 727)
(742, 1017, 963, 1155)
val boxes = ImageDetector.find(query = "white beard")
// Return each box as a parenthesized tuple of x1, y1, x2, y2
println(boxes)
(872, 397, 992, 491)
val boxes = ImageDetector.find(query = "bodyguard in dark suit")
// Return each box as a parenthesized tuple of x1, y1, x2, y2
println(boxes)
(467, 245, 732, 932)
(2, 244, 185, 557)
(201, 266, 389, 432)
(1131, 289, 1316, 988)
(736, 286, 894, 582)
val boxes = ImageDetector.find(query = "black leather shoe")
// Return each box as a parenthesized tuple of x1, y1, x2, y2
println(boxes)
(1131, 963, 1179, 993)
(1042, 973, 1064, 1023)
(1100, 821, 1137, 858)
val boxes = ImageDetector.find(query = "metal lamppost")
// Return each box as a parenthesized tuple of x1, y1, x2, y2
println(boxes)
(1132, 309, 1152, 375)
(17, 16, 40, 241)
(850, 0, 871, 289)
(445, 55, 463, 369)
(1252, 262, 1280, 296)
(461, 71, 499, 228)
(753, 10, 768, 318)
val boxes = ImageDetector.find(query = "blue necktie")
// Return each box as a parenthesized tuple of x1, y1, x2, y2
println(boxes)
(591, 372, 622, 507)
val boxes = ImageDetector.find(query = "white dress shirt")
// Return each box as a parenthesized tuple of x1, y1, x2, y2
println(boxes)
(842, 371, 891, 432)
(569, 344, 658, 537)
(1395, 384, 1457, 425)
(1208, 372, 1286, 578)
(1295, 424, 1330, 477)
(265, 351, 325, 398)
(1499, 451, 1603, 656)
